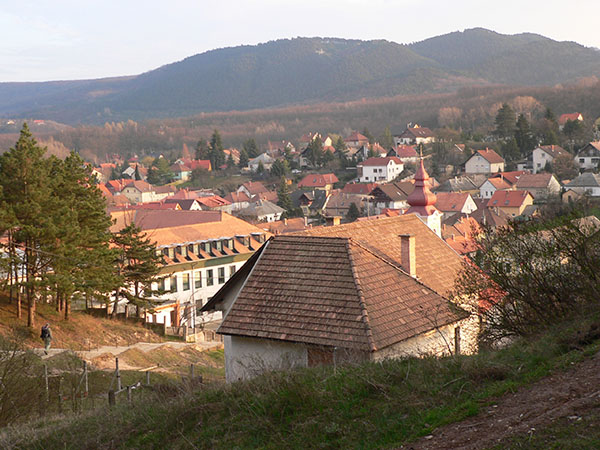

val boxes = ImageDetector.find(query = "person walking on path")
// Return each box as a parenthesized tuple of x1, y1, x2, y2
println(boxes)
(41, 323, 52, 355)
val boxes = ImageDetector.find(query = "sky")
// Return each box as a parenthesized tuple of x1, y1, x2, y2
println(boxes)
(1, 0, 598, 82)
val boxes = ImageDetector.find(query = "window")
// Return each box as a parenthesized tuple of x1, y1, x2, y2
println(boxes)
(194, 271, 202, 289)
(170, 275, 178, 292)
(157, 278, 166, 292)
(230, 265, 237, 278)
(182, 273, 190, 291)
(580, 158, 585, 163)
(207, 269, 214, 286)
(218, 267, 225, 284)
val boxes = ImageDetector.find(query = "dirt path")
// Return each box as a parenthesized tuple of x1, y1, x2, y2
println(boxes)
(407, 351, 600, 449)
(33, 340, 222, 361)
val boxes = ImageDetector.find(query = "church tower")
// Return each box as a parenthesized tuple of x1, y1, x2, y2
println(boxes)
(405, 158, 442, 237)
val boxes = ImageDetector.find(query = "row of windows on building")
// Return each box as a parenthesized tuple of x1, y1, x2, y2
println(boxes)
(159, 234, 266, 260)
(156, 265, 237, 293)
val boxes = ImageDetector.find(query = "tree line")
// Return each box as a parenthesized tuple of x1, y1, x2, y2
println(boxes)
(0, 124, 162, 328)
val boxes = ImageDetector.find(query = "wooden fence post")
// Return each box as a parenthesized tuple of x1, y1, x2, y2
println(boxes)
(127, 386, 132, 403)
(83, 361, 89, 396)
(57, 377, 63, 414)
(146, 370, 150, 386)
(108, 390, 115, 407)
(115, 357, 122, 392)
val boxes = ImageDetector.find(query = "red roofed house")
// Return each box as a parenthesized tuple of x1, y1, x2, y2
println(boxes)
(558, 112, 583, 129)
(341, 183, 378, 196)
(435, 192, 477, 218)
(394, 124, 435, 145)
(479, 176, 513, 199)
(487, 190, 534, 217)
(388, 145, 419, 162)
(465, 149, 505, 174)
(344, 131, 370, 149)
(357, 157, 404, 183)
(298, 173, 339, 192)
(237, 181, 269, 198)
(575, 142, 600, 171)
(201, 214, 479, 382)
(531, 145, 568, 174)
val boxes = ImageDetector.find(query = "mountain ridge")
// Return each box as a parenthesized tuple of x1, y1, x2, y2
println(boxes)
(1, 28, 599, 124)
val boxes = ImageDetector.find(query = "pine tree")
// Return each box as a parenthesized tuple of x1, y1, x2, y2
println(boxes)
(494, 103, 516, 139)
(277, 177, 293, 213)
(195, 139, 210, 160)
(112, 224, 164, 318)
(243, 138, 259, 158)
(514, 114, 535, 156)
(209, 129, 225, 169)
(306, 136, 324, 167)
(381, 126, 394, 149)
(362, 128, 375, 145)
(238, 148, 249, 168)
(346, 203, 360, 222)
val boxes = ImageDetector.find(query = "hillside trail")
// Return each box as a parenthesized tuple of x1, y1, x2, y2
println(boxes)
(406, 350, 600, 449)
(32, 340, 222, 361)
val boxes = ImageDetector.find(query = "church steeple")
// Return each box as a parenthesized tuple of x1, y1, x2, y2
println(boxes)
(405, 156, 442, 237)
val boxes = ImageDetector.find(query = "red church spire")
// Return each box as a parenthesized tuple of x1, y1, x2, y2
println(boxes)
(406, 157, 437, 216)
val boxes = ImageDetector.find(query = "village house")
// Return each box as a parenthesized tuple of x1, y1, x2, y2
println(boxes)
(435, 175, 485, 196)
(237, 199, 285, 223)
(248, 153, 275, 172)
(297, 173, 339, 192)
(110, 209, 270, 327)
(487, 190, 534, 217)
(120, 181, 176, 204)
(531, 145, 568, 174)
(369, 182, 413, 214)
(357, 157, 404, 183)
(258, 217, 311, 235)
(434, 192, 478, 218)
(344, 131, 370, 149)
(564, 172, 600, 197)
(515, 173, 561, 199)
(388, 145, 419, 162)
(341, 183, 378, 196)
(201, 214, 479, 382)
(574, 142, 600, 171)
(322, 191, 368, 218)
(224, 191, 252, 211)
(237, 181, 270, 198)
(464, 149, 505, 174)
(479, 177, 513, 199)
(558, 112, 584, 131)
(394, 124, 435, 145)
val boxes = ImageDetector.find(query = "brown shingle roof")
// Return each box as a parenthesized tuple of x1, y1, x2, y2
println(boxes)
(475, 149, 504, 164)
(515, 173, 554, 189)
(296, 214, 463, 297)
(217, 235, 464, 351)
(487, 190, 533, 208)
(435, 192, 470, 213)
(298, 173, 339, 188)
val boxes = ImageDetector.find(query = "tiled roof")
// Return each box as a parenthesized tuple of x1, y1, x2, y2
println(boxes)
(241, 181, 269, 195)
(435, 192, 471, 213)
(558, 113, 583, 125)
(110, 210, 268, 247)
(392, 145, 418, 158)
(195, 195, 231, 209)
(475, 149, 504, 164)
(484, 177, 512, 190)
(565, 172, 600, 189)
(370, 182, 414, 202)
(344, 131, 369, 143)
(515, 173, 554, 189)
(259, 217, 310, 235)
(360, 157, 403, 167)
(298, 173, 339, 188)
(217, 235, 465, 351)
(536, 145, 567, 159)
(225, 191, 251, 203)
(399, 126, 434, 138)
(487, 190, 532, 208)
(238, 200, 285, 218)
(342, 183, 378, 195)
(296, 215, 464, 297)
(489, 171, 527, 186)
(251, 191, 278, 204)
(164, 198, 199, 210)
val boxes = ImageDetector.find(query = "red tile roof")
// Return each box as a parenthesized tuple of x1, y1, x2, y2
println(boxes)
(298, 173, 339, 188)
(558, 113, 583, 125)
(217, 235, 465, 352)
(241, 181, 269, 195)
(225, 191, 251, 203)
(515, 173, 554, 189)
(344, 131, 369, 143)
(487, 190, 533, 208)
(484, 178, 512, 190)
(435, 192, 471, 213)
(360, 157, 403, 167)
(393, 145, 418, 158)
(489, 171, 527, 185)
(475, 149, 504, 164)
(342, 183, 378, 195)
(195, 195, 231, 208)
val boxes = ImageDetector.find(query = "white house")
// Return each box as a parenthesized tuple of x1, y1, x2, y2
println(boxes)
(564, 172, 600, 197)
(531, 145, 568, 174)
(110, 209, 270, 327)
(394, 125, 435, 145)
(248, 153, 275, 172)
(464, 149, 505, 174)
(202, 215, 479, 382)
(575, 142, 600, 171)
(479, 177, 513, 199)
(434, 192, 478, 217)
(357, 157, 404, 183)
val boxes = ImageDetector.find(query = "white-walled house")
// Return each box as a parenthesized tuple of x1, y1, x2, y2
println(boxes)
(479, 177, 513, 199)
(564, 172, 600, 197)
(575, 142, 600, 171)
(464, 149, 505, 174)
(531, 145, 568, 174)
(357, 157, 404, 183)
(110, 209, 270, 327)
(202, 215, 479, 382)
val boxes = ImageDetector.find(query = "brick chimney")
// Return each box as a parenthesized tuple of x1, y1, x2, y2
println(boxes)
(399, 234, 416, 277)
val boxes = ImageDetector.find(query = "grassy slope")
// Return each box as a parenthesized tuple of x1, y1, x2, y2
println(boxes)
(3, 316, 600, 449)
(0, 296, 165, 351)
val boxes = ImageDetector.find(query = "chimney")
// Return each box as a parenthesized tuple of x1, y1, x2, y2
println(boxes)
(304, 216, 308, 227)
(325, 216, 341, 227)
(399, 234, 416, 277)
(284, 218, 288, 226)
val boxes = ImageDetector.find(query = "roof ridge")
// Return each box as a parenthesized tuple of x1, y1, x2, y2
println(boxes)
(345, 238, 377, 352)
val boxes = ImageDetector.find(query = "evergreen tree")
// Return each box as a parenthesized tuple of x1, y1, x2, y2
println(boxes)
(346, 202, 360, 222)
(226, 153, 235, 169)
(362, 128, 375, 145)
(514, 114, 535, 156)
(243, 138, 259, 158)
(112, 224, 164, 318)
(276, 177, 293, 213)
(238, 148, 249, 168)
(209, 129, 226, 169)
(494, 103, 516, 139)
(306, 136, 324, 167)
(147, 157, 174, 185)
(134, 164, 142, 181)
(501, 138, 520, 162)
(270, 159, 290, 178)
(256, 161, 265, 175)
(195, 139, 210, 160)
(381, 126, 394, 149)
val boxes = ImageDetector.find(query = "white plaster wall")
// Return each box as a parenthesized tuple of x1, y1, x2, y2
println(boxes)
(225, 336, 308, 382)
(465, 155, 490, 174)
(372, 315, 479, 362)
(479, 180, 497, 199)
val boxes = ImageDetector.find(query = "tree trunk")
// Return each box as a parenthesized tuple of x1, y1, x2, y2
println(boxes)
(27, 284, 35, 328)
(64, 295, 70, 320)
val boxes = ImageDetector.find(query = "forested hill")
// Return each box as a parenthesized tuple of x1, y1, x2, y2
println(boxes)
(2, 28, 600, 124)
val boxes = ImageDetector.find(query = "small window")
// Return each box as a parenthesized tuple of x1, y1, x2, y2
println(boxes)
(580, 158, 585, 163)
(230, 265, 236, 278)
(218, 267, 225, 284)
(170, 275, 178, 293)
(207, 269, 214, 286)
(182, 273, 190, 291)
(194, 271, 202, 289)
(157, 278, 166, 292)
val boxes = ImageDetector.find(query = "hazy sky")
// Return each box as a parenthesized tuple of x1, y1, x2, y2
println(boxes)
(1, 0, 598, 82)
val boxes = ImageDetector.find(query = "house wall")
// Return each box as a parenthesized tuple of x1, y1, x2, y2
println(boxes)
(359, 162, 403, 183)
(372, 315, 479, 361)
(479, 180, 498, 199)
(224, 335, 308, 382)
(532, 149, 553, 174)
(465, 155, 490, 174)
